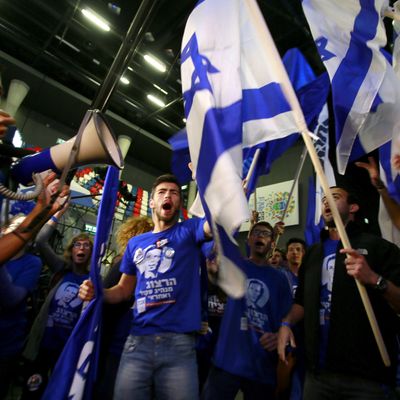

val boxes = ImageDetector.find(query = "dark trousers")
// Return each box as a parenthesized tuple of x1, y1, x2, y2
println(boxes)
(304, 371, 397, 400)
(202, 365, 276, 400)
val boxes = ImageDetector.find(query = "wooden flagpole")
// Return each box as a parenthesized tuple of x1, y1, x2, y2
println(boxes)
(247, 0, 390, 366)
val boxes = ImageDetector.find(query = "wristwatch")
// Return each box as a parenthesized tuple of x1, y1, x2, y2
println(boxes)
(374, 275, 388, 293)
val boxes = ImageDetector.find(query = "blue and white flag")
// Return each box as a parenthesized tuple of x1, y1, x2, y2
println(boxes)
(43, 166, 120, 400)
(305, 176, 325, 246)
(378, 139, 400, 246)
(181, 0, 304, 296)
(302, 0, 400, 174)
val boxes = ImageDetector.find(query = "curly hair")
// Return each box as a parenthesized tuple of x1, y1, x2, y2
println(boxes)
(116, 216, 154, 254)
(63, 233, 94, 267)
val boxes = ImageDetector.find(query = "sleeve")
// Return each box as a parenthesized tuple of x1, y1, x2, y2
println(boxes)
(378, 238, 400, 286)
(0, 267, 27, 309)
(191, 217, 207, 244)
(35, 224, 65, 273)
(119, 242, 136, 276)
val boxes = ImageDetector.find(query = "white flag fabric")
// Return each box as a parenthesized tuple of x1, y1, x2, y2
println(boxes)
(302, 0, 400, 174)
(181, 0, 301, 297)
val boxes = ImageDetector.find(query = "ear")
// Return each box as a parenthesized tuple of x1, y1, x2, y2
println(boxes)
(150, 198, 155, 209)
(349, 203, 359, 214)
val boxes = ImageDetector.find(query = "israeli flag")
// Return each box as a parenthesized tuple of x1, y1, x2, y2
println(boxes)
(42, 166, 120, 400)
(303, 0, 400, 174)
(181, 0, 304, 296)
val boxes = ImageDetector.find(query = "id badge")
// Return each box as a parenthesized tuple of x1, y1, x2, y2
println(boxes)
(137, 297, 146, 314)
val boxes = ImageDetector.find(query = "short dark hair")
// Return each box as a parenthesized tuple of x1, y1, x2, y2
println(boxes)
(329, 186, 360, 208)
(151, 174, 182, 199)
(249, 221, 274, 237)
(286, 238, 306, 252)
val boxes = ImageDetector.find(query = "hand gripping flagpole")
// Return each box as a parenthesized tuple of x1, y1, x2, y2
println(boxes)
(247, 0, 390, 366)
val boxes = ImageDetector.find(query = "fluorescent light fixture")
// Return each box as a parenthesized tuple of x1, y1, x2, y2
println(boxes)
(81, 8, 110, 31)
(120, 76, 130, 85)
(182, 118, 187, 123)
(125, 99, 139, 109)
(153, 84, 168, 95)
(147, 94, 165, 107)
(181, 185, 188, 190)
(144, 54, 166, 73)
(87, 77, 100, 86)
(55, 35, 80, 52)
(93, 58, 100, 65)
(127, 66, 134, 71)
(156, 118, 170, 127)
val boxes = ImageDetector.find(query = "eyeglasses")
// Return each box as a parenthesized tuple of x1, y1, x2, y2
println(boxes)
(252, 229, 272, 238)
(73, 242, 91, 249)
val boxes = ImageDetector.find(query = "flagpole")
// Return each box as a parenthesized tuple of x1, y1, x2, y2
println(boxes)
(272, 144, 308, 250)
(246, 0, 390, 366)
(243, 148, 260, 225)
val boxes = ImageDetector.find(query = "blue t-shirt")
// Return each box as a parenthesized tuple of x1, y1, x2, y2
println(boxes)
(120, 218, 206, 335)
(213, 261, 292, 384)
(0, 253, 42, 357)
(41, 271, 88, 351)
(318, 238, 338, 367)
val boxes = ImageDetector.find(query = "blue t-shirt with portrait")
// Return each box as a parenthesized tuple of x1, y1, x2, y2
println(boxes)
(120, 218, 206, 335)
(213, 261, 292, 384)
(319, 238, 338, 367)
(41, 271, 88, 351)
(0, 253, 42, 357)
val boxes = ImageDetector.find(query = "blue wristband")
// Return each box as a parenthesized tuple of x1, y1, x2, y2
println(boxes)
(280, 321, 292, 329)
(50, 216, 59, 223)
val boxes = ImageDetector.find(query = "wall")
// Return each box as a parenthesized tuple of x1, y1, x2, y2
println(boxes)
(237, 139, 314, 252)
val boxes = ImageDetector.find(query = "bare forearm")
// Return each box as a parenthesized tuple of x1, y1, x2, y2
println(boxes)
(104, 283, 133, 304)
(282, 303, 304, 326)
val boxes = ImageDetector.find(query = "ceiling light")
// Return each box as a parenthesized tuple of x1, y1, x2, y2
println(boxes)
(156, 118, 170, 127)
(147, 94, 165, 107)
(93, 58, 100, 65)
(125, 99, 138, 109)
(127, 66, 134, 71)
(144, 54, 166, 73)
(153, 84, 168, 95)
(81, 9, 111, 31)
(183, 118, 187, 123)
(55, 35, 80, 52)
(120, 76, 130, 85)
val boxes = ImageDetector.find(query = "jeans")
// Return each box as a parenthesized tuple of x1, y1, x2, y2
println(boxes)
(114, 333, 198, 400)
(303, 371, 397, 400)
(201, 365, 276, 400)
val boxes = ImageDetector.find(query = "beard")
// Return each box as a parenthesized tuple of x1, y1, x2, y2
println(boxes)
(154, 207, 180, 224)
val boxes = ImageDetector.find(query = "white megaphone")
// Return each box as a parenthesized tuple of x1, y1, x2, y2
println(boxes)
(4, 79, 30, 117)
(11, 110, 124, 186)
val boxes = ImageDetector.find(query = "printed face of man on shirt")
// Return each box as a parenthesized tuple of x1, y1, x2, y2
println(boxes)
(248, 281, 263, 304)
(145, 248, 161, 278)
(150, 182, 181, 224)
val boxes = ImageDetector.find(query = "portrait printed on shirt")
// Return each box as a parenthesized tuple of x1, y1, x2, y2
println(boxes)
(245, 278, 270, 332)
(134, 242, 177, 313)
(134, 243, 175, 278)
(320, 253, 335, 325)
(47, 282, 83, 328)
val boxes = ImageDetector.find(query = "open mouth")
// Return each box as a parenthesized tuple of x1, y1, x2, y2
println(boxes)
(162, 203, 172, 211)
(255, 240, 264, 246)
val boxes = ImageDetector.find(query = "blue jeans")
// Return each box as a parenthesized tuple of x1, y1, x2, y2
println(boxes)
(114, 333, 198, 400)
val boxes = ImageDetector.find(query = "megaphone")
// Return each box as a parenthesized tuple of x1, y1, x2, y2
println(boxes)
(10, 110, 124, 186)
(4, 79, 30, 117)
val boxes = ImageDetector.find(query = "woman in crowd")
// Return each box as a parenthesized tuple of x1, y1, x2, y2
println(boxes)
(22, 201, 93, 399)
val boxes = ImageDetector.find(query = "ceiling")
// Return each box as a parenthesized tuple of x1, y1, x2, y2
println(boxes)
(0, 0, 324, 173)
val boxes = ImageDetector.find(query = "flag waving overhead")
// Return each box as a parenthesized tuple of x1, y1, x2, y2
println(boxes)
(302, 0, 400, 174)
(42, 166, 120, 400)
(181, 0, 300, 296)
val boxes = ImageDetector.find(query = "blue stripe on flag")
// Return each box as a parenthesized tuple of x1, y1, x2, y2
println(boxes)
(43, 166, 120, 400)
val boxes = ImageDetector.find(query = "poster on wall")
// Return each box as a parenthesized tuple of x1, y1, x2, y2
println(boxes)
(240, 179, 299, 231)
